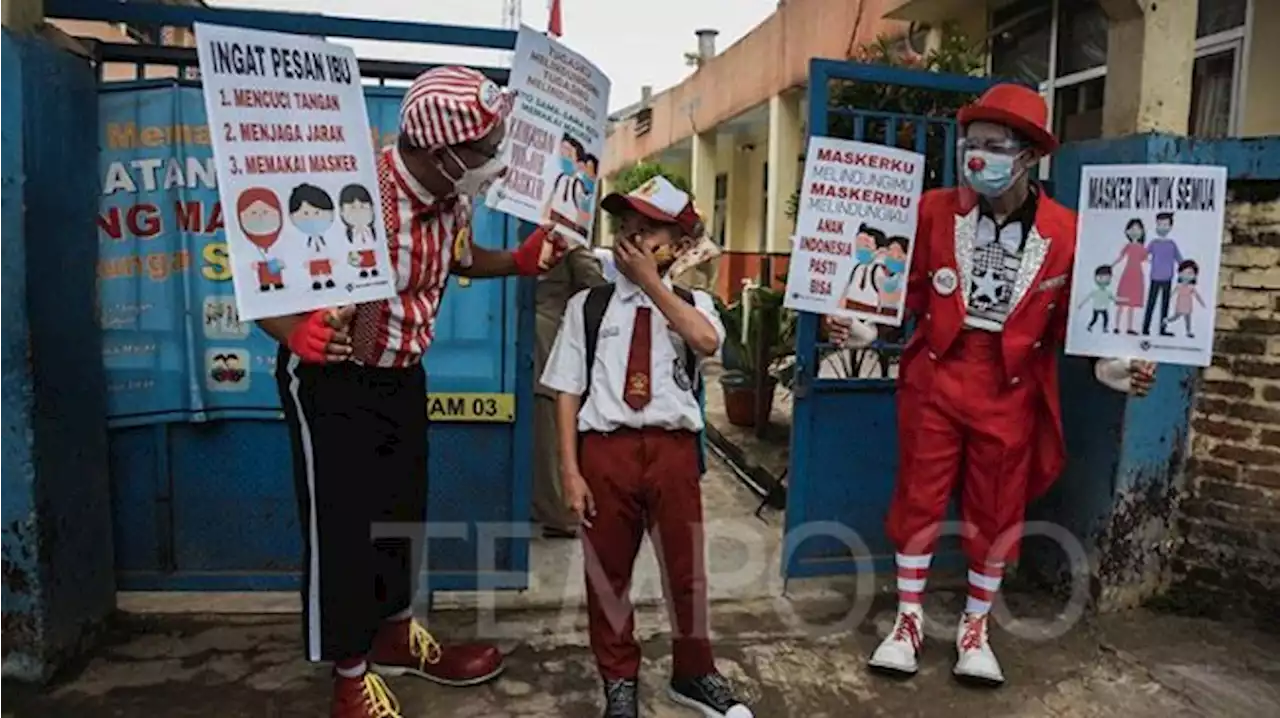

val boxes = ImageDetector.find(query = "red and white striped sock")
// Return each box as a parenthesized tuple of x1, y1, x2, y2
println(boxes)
(896, 552, 932, 610)
(965, 562, 1005, 615)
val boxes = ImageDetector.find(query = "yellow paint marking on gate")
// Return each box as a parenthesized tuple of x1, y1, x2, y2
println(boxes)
(426, 393, 515, 423)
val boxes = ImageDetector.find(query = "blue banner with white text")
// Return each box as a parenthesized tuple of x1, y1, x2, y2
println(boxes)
(98, 82, 404, 426)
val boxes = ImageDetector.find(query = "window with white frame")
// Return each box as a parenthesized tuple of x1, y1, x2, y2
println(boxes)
(989, 0, 1250, 139)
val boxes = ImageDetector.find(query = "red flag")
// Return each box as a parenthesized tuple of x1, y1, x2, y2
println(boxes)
(548, 0, 563, 37)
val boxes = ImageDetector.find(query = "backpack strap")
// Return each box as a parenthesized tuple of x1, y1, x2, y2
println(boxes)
(671, 286, 707, 476)
(671, 286, 700, 393)
(579, 284, 616, 409)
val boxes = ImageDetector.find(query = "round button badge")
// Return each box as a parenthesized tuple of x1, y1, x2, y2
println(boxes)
(477, 80, 503, 113)
(933, 267, 958, 296)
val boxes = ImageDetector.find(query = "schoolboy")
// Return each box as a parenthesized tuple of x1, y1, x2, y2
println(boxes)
(540, 176, 753, 718)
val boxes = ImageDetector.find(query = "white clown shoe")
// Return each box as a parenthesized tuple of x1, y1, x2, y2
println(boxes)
(952, 613, 1005, 686)
(868, 607, 923, 676)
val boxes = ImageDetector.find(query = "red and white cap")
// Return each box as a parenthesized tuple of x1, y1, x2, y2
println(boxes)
(399, 66, 515, 149)
(601, 175, 704, 237)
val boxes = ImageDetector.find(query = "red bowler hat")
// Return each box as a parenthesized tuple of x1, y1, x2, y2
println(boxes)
(958, 83, 1059, 155)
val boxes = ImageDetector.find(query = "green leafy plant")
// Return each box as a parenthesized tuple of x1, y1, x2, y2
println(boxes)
(716, 287, 794, 384)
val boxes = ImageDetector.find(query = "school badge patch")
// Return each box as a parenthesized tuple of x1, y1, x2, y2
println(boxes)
(672, 355, 693, 391)
(932, 267, 958, 296)
(627, 373, 650, 397)
(636, 178, 660, 198)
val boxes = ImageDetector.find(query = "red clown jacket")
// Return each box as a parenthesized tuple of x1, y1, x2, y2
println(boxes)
(900, 185, 1079, 501)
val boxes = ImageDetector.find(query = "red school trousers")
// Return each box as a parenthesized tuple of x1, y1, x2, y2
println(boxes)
(888, 330, 1040, 564)
(579, 428, 716, 681)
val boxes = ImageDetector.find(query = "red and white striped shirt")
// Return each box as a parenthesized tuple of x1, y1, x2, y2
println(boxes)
(349, 146, 473, 368)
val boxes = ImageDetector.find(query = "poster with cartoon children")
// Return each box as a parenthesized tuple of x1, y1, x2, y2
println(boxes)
(486, 25, 610, 247)
(1065, 164, 1226, 367)
(196, 22, 395, 320)
(783, 136, 925, 326)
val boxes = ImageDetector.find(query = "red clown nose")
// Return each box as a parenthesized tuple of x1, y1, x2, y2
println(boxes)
(967, 155, 986, 172)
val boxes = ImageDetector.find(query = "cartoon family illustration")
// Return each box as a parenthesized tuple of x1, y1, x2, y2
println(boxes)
(1078, 211, 1206, 339)
(839, 223, 911, 317)
(234, 183, 378, 292)
(541, 131, 598, 239)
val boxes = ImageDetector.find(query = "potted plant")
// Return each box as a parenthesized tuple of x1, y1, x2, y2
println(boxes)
(716, 287, 793, 427)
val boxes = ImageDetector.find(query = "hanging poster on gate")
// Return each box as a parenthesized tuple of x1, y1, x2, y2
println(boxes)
(1065, 164, 1226, 367)
(194, 22, 395, 321)
(485, 25, 610, 247)
(782, 137, 925, 326)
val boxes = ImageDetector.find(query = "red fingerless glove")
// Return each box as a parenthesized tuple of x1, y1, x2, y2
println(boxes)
(511, 225, 565, 276)
(286, 310, 335, 364)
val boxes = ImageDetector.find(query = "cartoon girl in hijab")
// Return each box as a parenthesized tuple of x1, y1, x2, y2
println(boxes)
(339, 183, 379, 279)
(236, 187, 285, 292)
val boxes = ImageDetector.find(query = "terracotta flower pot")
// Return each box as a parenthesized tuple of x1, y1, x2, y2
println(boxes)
(721, 374, 777, 428)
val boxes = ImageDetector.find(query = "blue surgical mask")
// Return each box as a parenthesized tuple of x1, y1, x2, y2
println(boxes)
(963, 150, 1021, 198)
(1177, 274, 1193, 284)
(855, 248, 875, 264)
(581, 177, 596, 195)
(882, 276, 902, 292)
(560, 157, 576, 175)
(1156, 226, 1171, 238)
(295, 218, 330, 236)
(884, 258, 906, 275)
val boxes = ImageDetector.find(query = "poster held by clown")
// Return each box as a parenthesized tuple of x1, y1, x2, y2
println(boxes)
(782, 137, 926, 326)
(1065, 164, 1227, 367)
(195, 22, 396, 321)
(485, 25, 611, 247)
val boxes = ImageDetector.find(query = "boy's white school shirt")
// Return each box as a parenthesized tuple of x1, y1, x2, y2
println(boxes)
(540, 273, 725, 433)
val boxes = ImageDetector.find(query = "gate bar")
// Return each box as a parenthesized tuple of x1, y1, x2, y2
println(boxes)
(46, 0, 518, 49)
(83, 40, 511, 84)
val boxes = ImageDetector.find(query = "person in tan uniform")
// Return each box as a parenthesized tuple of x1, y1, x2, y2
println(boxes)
(534, 244, 608, 538)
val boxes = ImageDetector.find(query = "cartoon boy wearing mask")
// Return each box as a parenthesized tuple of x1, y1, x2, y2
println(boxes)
(840, 223, 890, 313)
(288, 183, 336, 291)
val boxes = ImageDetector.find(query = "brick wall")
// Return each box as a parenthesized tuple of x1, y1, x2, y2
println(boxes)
(1174, 181, 1280, 619)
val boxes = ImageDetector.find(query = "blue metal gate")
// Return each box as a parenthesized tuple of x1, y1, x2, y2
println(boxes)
(784, 59, 1003, 579)
(49, 0, 537, 592)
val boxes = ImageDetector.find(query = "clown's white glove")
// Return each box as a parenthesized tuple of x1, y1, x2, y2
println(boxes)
(1095, 357, 1138, 393)
(825, 315, 878, 349)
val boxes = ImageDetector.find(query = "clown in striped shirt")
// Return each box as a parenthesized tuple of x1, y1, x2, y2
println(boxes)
(255, 66, 567, 718)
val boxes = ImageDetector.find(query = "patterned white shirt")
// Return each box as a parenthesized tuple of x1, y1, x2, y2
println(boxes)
(963, 193, 1037, 332)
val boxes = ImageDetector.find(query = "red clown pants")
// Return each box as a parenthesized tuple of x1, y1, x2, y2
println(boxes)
(889, 330, 1040, 563)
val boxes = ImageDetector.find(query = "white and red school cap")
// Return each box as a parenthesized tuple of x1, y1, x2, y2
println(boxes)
(399, 66, 514, 149)
(601, 175, 704, 237)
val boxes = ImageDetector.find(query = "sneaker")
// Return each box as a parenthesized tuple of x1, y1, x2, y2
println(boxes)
(332, 672, 402, 718)
(602, 678, 638, 718)
(668, 673, 753, 717)
(952, 612, 1004, 686)
(868, 608, 922, 676)
(369, 619, 504, 686)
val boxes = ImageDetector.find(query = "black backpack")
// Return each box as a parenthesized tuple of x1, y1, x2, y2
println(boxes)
(579, 284, 707, 476)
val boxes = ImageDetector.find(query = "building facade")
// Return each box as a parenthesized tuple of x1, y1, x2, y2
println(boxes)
(602, 0, 1278, 300)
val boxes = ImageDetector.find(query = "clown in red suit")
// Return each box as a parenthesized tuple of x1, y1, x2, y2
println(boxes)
(828, 85, 1155, 686)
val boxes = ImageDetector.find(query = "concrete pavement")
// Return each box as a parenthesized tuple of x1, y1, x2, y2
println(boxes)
(5, 592, 1278, 717)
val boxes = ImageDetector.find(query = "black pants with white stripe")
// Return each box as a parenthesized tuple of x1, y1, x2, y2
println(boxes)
(276, 348, 429, 662)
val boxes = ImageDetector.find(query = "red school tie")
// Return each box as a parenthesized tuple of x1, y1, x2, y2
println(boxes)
(624, 307, 652, 410)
